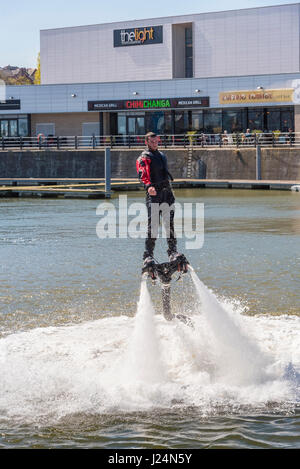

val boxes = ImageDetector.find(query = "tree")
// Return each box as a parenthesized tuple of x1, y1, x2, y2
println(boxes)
(34, 52, 41, 85)
(13, 75, 33, 85)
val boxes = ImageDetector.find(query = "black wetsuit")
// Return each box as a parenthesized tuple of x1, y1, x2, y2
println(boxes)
(136, 148, 177, 259)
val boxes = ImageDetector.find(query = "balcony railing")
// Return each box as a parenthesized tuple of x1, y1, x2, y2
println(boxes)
(0, 132, 299, 150)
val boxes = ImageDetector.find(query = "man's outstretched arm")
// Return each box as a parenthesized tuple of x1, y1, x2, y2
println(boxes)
(136, 156, 151, 189)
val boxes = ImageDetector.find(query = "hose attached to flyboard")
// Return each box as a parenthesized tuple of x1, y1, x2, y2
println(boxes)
(146, 255, 193, 327)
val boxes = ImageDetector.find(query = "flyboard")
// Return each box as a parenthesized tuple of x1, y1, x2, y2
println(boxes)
(142, 254, 193, 327)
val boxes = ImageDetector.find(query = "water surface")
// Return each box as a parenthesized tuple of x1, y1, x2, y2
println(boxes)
(0, 189, 299, 448)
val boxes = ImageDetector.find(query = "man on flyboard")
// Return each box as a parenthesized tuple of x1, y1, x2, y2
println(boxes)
(136, 132, 187, 277)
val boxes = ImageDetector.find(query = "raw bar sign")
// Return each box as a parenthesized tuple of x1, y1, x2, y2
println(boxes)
(88, 97, 209, 111)
(219, 89, 294, 104)
(114, 26, 163, 47)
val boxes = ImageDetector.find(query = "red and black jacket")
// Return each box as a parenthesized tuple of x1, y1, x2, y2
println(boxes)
(136, 149, 173, 190)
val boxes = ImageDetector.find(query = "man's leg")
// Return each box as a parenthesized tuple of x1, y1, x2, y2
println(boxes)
(160, 188, 177, 257)
(143, 194, 157, 260)
(166, 207, 177, 257)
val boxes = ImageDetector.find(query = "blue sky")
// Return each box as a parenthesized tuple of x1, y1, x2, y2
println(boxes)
(0, 0, 297, 68)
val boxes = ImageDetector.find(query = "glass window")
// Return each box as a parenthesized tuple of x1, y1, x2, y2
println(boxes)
(266, 108, 280, 131)
(174, 111, 189, 134)
(127, 117, 136, 135)
(127, 116, 145, 135)
(110, 113, 118, 135)
(222, 109, 245, 133)
(117, 115, 126, 135)
(19, 118, 28, 137)
(0, 116, 29, 137)
(164, 111, 172, 134)
(248, 109, 263, 131)
(145, 111, 165, 134)
(185, 27, 193, 78)
(136, 117, 145, 135)
(185, 26, 192, 43)
(9, 120, 18, 137)
(185, 57, 193, 79)
(281, 109, 293, 132)
(191, 111, 203, 131)
(203, 110, 222, 133)
(0, 120, 9, 137)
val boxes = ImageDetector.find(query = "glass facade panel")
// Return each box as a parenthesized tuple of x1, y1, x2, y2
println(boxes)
(145, 111, 165, 134)
(281, 109, 293, 132)
(127, 117, 136, 135)
(223, 109, 245, 132)
(191, 111, 203, 131)
(0, 120, 9, 137)
(266, 109, 280, 131)
(110, 112, 118, 135)
(9, 120, 18, 137)
(136, 117, 145, 135)
(248, 109, 263, 131)
(114, 106, 294, 136)
(0, 116, 30, 137)
(19, 118, 28, 137)
(174, 111, 189, 134)
(203, 110, 222, 133)
(185, 27, 193, 78)
(127, 116, 145, 135)
(164, 111, 172, 134)
(117, 115, 126, 135)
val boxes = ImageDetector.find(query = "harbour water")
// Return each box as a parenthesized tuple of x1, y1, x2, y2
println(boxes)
(0, 189, 299, 449)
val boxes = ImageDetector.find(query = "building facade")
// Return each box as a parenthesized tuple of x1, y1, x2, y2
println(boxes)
(1, 3, 300, 138)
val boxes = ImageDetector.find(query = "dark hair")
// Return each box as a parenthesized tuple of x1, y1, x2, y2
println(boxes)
(145, 131, 157, 141)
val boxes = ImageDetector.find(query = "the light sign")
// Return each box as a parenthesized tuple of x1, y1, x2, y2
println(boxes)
(114, 26, 163, 47)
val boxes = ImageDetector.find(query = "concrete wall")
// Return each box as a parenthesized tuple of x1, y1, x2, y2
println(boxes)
(190, 149, 257, 180)
(260, 148, 300, 180)
(0, 151, 105, 178)
(109, 148, 300, 181)
(0, 148, 299, 180)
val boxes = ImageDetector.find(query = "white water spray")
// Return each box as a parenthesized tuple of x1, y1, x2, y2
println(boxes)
(121, 278, 165, 384)
(189, 266, 272, 385)
(0, 268, 298, 424)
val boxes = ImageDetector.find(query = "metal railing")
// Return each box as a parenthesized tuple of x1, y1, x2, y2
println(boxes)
(0, 132, 299, 150)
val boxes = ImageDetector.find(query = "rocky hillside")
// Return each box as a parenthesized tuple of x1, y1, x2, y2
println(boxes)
(0, 65, 36, 85)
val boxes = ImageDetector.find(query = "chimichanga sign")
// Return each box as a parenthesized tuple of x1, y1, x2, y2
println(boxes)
(219, 89, 294, 104)
(88, 97, 209, 111)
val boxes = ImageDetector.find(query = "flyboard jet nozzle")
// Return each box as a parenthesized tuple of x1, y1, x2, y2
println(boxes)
(142, 254, 193, 327)
(142, 254, 189, 282)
